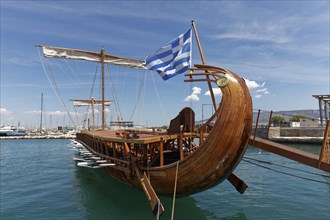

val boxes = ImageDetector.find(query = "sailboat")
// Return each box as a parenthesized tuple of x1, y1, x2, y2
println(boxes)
(37, 21, 252, 217)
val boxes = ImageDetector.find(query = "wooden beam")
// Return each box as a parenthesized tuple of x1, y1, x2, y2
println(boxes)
(249, 136, 330, 172)
(319, 120, 330, 166)
(227, 173, 248, 194)
(101, 47, 105, 130)
(191, 20, 217, 112)
(266, 110, 273, 139)
(134, 167, 164, 218)
(179, 134, 184, 160)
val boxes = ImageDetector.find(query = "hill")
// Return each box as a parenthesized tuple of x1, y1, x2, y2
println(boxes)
(253, 109, 320, 124)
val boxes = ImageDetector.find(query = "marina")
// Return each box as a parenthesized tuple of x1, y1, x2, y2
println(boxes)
(1, 2, 329, 219)
(0, 139, 329, 219)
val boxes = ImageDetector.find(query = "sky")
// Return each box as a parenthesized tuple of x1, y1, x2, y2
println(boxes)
(1, 0, 329, 128)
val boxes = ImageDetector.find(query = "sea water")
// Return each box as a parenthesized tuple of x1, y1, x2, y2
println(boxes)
(0, 139, 329, 220)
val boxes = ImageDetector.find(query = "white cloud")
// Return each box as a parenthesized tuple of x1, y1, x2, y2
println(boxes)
(48, 111, 67, 116)
(184, 87, 202, 102)
(23, 110, 68, 116)
(244, 78, 270, 99)
(256, 88, 268, 93)
(210, 20, 294, 44)
(204, 88, 222, 96)
(0, 108, 12, 115)
(245, 79, 263, 90)
(192, 87, 201, 95)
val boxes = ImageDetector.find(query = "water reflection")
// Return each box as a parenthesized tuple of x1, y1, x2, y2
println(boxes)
(74, 167, 206, 219)
(72, 144, 329, 220)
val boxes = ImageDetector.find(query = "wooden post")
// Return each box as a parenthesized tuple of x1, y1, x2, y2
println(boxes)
(191, 20, 217, 112)
(253, 109, 261, 145)
(179, 134, 184, 160)
(101, 47, 105, 130)
(124, 142, 131, 155)
(160, 141, 164, 167)
(105, 142, 109, 156)
(113, 142, 117, 158)
(199, 128, 204, 145)
(144, 144, 149, 166)
(266, 110, 273, 139)
(318, 120, 330, 167)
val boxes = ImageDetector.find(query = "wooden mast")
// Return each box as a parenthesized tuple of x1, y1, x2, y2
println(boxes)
(101, 47, 105, 130)
(191, 20, 217, 111)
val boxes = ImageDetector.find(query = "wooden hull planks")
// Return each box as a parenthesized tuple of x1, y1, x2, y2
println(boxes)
(75, 67, 252, 196)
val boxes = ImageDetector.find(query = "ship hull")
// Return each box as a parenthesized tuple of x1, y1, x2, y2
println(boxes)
(76, 68, 252, 196)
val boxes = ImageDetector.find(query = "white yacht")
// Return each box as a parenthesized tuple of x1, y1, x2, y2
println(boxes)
(0, 125, 26, 136)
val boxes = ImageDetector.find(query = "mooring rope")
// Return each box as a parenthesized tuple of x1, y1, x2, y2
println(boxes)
(171, 161, 179, 220)
(37, 48, 76, 127)
(242, 158, 330, 184)
(156, 198, 160, 220)
(244, 156, 330, 178)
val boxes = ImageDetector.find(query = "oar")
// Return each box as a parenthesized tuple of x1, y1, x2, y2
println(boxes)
(227, 173, 248, 194)
(134, 166, 164, 219)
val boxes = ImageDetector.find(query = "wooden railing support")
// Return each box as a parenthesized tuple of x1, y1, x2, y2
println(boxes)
(253, 109, 261, 145)
(160, 141, 164, 167)
(318, 120, 330, 167)
(179, 134, 184, 160)
(266, 110, 273, 139)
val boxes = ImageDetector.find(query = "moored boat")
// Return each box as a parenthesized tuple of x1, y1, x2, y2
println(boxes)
(0, 125, 26, 136)
(37, 21, 252, 218)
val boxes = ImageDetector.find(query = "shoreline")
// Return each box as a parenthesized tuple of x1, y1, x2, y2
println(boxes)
(269, 137, 323, 144)
(0, 135, 75, 140)
(1, 135, 323, 144)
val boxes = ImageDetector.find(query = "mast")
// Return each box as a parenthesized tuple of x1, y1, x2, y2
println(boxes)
(191, 20, 217, 111)
(101, 47, 105, 130)
(40, 92, 43, 132)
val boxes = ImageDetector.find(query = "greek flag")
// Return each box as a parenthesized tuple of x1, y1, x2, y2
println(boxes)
(144, 29, 192, 80)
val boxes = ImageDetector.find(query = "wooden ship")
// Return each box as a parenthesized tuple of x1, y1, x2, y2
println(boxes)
(37, 22, 253, 217)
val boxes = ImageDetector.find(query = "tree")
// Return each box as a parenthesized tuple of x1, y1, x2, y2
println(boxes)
(271, 115, 285, 125)
(289, 114, 308, 122)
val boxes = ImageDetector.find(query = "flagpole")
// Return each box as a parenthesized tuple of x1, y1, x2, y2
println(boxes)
(191, 20, 217, 111)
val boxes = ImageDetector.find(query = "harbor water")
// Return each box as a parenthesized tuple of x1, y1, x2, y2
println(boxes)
(1, 139, 329, 219)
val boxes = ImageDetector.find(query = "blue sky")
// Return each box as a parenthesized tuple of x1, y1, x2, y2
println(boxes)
(1, 1, 329, 128)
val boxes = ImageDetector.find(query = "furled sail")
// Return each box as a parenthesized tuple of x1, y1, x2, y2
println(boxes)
(71, 99, 112, 107)
(40, 45, 147, 70)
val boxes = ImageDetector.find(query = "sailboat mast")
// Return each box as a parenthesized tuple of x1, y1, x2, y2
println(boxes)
(101, 47, 105, 130)
(40, 92, 43, 132)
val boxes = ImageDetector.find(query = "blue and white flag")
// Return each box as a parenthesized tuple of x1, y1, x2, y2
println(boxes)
(144, 29, 192, 80)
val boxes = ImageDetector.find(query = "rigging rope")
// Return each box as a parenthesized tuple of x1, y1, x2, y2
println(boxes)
(242, 158, 330, 185)
(63, 58, 86, 91)
(171, 161, 179, 220)
(37, 48, 76, 127)
(129, 71, 147, 122)
(106, 64, 123, 122)
(139, 71, 147, 127)
(82, 65, 99, 127)
(151, 72, 169, 123)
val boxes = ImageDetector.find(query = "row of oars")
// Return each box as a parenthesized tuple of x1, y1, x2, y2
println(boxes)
(70, 140, 115, 168)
